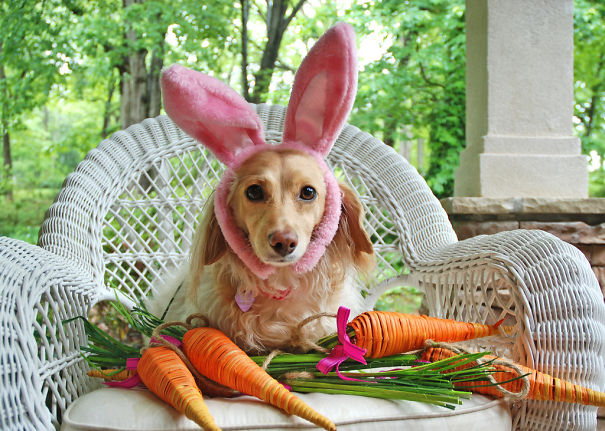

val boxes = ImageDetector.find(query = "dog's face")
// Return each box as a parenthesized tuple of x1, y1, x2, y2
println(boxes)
(227, 149, 326, 265)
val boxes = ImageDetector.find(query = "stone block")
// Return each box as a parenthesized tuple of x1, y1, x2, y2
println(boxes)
(453, 221, 519, 240)
(519, 221, 605, 245)
(441, 197, 521, 215)
(456, 0, 586, 199)
(483, 136, 580, 155)
(592, 245, 605, 266)
(479, 154, 588, 199)
(441, 197, 605, 224)
(520, 198, 605, 216)
(593, 267, 605, 293)
(575, 244, 592, 262)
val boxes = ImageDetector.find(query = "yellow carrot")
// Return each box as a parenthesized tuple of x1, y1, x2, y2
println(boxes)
(87, 368, 135, 381)
(89, 364, 239, 398)
(350, 311, 502, 358)
(422, 347, 605, 407)
(137, 346, 221, 431)
(182, 327, 336, 431)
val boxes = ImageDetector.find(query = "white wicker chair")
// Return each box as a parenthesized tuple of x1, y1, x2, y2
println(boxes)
(1, 104, 603, 430)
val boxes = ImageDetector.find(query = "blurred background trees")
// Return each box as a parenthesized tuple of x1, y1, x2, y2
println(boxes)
(1, 0, 604, 243)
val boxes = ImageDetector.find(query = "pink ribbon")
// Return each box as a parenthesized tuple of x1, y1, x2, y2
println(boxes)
(104, 357, 142, 388)
(103, 335, 182, 388)
(316, 306, 367, 381)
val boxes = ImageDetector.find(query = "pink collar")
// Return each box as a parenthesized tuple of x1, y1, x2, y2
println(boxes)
(257, 281, 292, 300)
(234, 282, 292, 313)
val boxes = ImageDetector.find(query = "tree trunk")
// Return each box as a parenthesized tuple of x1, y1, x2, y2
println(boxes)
(240, 0, 250, 100)
(383, 33, 414, 148)
(120, 48, 148, 129)
(2, 128, 13, 201)
(119, 0, 166, 127)
(102, 74, 117, 138)
(0, 62, 12, 201)
(120, 0, 148, 128)
(249, 0, 307, 103)
(583, 53, 604, 140)
(147, 44, 164, 118)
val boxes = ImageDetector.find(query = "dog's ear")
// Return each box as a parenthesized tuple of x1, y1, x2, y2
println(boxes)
(191, 199, 228, 267)
(282, 23, 357, 157)
(161, 64, 265, 166)
(339, 183, 374, 258)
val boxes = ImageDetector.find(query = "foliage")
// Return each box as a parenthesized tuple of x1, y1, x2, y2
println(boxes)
(574, 0, 605, 195)
(374, 286, 423, 314)
(1, 0, 604, 240)
(0, 189, 56, 243)
(0, 0, 76, 196)
(348, 0, 466, 198)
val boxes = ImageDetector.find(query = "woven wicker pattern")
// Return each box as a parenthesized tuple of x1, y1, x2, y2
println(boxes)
(0, 237, 97, 430)
(0, 103, 603, 430)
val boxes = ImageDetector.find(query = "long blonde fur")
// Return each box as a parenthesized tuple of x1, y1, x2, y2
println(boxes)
(147, 153, 374, 354)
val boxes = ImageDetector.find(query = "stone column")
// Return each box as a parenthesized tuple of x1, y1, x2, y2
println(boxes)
(455, 0, 587, 198)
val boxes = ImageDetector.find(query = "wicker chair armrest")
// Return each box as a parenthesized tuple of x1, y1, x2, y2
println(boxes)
(411, 229, 605, 431)
(0, 237, 98, 430)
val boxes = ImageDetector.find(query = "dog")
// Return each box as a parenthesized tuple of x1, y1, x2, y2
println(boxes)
(147, 23, 374, 354)
(148, 149, 374, 354)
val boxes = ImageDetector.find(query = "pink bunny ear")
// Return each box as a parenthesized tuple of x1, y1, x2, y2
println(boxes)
(282, 22, 358, 157)
(161, 64, 265, 166)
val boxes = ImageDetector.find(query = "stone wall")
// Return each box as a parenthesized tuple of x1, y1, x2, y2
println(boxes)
(441, 197, 605, 297)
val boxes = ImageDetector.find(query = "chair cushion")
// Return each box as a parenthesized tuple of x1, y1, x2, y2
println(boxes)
(61, 387, 511, 431)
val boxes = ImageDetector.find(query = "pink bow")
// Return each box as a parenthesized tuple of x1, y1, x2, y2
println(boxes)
(316, 307, 367, 381)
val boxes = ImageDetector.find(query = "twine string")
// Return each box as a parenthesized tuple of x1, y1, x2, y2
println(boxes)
(424, 341, 530, 401)
(292, 312, 337, 353)
(261, 349, 284, 371)
(262, 312, 337, 371)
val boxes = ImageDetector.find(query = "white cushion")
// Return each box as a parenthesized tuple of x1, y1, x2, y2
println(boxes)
(61, 387, 511, 431)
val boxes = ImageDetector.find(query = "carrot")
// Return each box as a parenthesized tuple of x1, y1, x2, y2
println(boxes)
(182, 327, 336, 431)
(422, 347, 605, 407)
(350, 311, 503, 358)
(137, 346, 221, 431)
(88, 368, 135, 381)
(88, 364, 239, 398)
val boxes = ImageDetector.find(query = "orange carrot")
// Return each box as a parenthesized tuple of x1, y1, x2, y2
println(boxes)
(182, 327, 336, 431)
(422, 347, 605, 407)
(137, 346, 221, 431)
(350, 311, 502, 358)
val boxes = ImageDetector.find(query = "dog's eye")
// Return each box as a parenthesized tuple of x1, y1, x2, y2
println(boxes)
(245, 184, 264, 201)
(299, 186, 317, 201)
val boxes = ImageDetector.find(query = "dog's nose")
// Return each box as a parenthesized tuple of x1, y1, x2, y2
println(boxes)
(268, 230, 298, 257)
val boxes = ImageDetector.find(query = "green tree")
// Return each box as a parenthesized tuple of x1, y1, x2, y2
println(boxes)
(0, 0, 74, 199)
(239, 0, 308, 103)
(69, 0, 238, 130)
(349, 0, 466, 198)
(574, 0, 605, 196)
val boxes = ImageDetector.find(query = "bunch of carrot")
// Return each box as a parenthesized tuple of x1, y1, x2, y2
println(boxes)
(319, 309, 504, 358)
(78, 303, 605, 429)
(422, 346, 605, 408)
(129, 329, 336, 431)
(317, 308, 605, 408)
(75, 306, 335, 431)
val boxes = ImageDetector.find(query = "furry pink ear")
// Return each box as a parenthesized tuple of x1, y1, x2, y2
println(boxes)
(161, 64, 265, 166)
(282, 22, 358, 157)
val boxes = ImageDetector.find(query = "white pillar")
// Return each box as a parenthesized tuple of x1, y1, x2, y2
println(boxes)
(455, 0, 587, 198)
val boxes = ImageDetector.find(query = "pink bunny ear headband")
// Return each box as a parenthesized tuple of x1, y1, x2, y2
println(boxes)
(161, 23, 358, 279)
